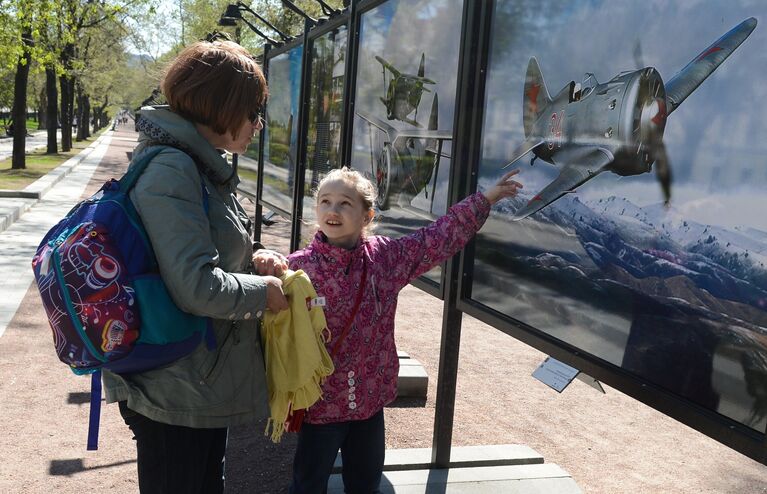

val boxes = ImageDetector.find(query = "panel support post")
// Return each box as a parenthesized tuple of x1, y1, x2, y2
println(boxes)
(431, 0, 494, 468)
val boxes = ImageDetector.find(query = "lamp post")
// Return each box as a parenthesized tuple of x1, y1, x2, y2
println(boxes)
(280, 0, 317, 25)
(219, 2, 292, 46)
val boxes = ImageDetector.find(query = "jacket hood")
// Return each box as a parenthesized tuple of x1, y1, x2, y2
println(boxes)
(135, 105, 239, 187)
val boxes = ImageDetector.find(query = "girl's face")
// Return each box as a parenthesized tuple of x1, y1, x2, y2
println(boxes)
(316, 179, 372, 249)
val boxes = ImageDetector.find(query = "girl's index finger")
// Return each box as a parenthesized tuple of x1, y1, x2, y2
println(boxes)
(503, 168, 520, 179)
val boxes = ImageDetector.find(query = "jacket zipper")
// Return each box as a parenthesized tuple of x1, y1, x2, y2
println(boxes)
(202, 321, 237, 382)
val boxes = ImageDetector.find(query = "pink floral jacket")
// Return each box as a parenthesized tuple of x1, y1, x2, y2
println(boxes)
(287, 192, 491, 424)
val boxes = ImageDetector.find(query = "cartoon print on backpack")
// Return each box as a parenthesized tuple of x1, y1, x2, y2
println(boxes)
(33, 221, 139, 370)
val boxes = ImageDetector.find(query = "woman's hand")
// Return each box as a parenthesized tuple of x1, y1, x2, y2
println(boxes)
(253, 249, 288, 276)
(263, 276, 289, 312)
(483, 168, 523, 205)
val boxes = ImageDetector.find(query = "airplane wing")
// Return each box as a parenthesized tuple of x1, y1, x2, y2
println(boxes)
(512, 147, 614, 221)
(393, 128, 452, 140)
(357, 111, 453, 156)
(502, 135, 545, 169)
(664, 17, 756, 115)
(357, 111, 398, 141)
(375, 55, 401, 77)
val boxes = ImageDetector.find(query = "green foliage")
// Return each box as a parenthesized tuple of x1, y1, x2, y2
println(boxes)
(197, 0, 323, 55)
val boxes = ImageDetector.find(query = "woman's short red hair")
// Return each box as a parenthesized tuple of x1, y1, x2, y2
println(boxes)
(161, 40, 267, 139)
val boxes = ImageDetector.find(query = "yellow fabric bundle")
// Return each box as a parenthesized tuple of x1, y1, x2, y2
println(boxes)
(261, 269, 334, 442)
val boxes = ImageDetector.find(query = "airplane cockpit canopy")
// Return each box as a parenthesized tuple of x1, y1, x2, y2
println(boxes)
(581, 73, 598, 98)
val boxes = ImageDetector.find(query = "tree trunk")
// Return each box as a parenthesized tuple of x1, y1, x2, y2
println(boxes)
(46, 66, 58, 154)
(38, 86, 46, 130)
(75, 83, 85, 142)
(94, 96, 108, 132)
(11, 31, 33, 170)
(59, 43, 75, 152)
(83, 95, 91, 139)
(59, 74, 73, 151)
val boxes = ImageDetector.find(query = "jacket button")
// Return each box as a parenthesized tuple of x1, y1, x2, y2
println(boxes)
(256, 311, 263, 318)
(244, 312, 251, 319)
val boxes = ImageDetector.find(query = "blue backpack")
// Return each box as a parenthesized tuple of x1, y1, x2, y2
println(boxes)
(31, 145, 214, 450)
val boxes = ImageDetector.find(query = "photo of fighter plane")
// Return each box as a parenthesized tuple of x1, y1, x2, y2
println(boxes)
(358, 52, 451, 211)
(504, 17, 757, 221)
(376, 52, 436, 127)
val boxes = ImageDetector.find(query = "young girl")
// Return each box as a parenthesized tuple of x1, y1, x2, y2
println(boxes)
(287, 167, 522, 493)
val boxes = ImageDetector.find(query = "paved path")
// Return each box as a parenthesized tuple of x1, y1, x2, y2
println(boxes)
(0, 130, 63, 161)
(0, 133, 109, 338)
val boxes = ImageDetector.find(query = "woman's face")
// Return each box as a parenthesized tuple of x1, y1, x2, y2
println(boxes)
(226, 114, 264, 155)
(199, 114, 263, 155)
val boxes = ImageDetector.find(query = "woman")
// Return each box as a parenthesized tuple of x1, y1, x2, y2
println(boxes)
(103, 39, 288, 493)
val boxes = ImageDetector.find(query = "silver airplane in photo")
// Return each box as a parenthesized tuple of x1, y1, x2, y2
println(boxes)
(504, 17, 757, 221)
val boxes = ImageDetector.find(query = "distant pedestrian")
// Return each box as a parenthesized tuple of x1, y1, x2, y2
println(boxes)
(286, 167, 523, 493)
(102, 39, 288, 494)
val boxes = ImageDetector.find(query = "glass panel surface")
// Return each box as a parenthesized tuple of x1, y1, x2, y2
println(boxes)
(473, 1, 766, 432)
(350, 0, 465, 285)
(300, 26, 348, 248)
(263, 45, 304, 216)
(238, 134, 260, 200)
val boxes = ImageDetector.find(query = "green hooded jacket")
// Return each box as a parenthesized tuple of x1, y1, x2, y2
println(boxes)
(103, 106, 269, 428)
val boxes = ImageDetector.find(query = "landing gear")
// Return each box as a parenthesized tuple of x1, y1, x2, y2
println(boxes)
(374, 143, 394, 210)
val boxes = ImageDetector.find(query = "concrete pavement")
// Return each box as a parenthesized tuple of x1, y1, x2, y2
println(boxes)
(0, 129, 63, 161)
(0, 132, 110, 338)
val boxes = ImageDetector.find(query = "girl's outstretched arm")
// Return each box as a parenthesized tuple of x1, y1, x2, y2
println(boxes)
(376, 169, 523, 288)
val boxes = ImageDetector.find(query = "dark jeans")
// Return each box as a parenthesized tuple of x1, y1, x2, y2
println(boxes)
(289, 410, 385, 494)
(119, 401, 228, 494)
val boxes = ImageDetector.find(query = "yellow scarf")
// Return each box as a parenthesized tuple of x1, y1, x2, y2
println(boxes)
(261, 269, 334, 442)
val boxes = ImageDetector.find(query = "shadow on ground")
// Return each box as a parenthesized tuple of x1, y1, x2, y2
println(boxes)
(226, 419, 298, 494)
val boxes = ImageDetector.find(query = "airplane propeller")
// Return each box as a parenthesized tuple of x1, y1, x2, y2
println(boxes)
(635, 69, 672, 205)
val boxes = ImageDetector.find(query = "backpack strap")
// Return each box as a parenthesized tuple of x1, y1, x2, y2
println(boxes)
(120, 144, 210, 214)
(87, 371, 102, 450)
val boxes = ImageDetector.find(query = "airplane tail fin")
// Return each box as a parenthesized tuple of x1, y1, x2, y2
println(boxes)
(523, 57, 552, 138)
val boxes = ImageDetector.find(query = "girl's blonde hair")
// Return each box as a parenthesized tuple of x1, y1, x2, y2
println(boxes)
(315, 167, 377, 235)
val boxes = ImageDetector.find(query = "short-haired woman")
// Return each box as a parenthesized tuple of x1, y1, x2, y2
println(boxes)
(103, 39, 288, 494)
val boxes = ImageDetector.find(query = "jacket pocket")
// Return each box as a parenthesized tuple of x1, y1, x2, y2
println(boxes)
(198, 321, 236, 386)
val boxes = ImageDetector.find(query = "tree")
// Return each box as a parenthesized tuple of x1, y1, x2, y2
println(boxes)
(76, 18, 129, 137)
(51, 0, 151, 151)
(11, 28, 33, 169)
